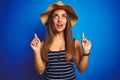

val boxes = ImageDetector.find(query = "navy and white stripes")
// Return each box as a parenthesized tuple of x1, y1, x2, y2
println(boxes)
(43, 50, 76, 80)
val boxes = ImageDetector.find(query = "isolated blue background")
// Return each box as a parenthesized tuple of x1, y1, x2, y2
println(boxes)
(0, 0, 120, 80)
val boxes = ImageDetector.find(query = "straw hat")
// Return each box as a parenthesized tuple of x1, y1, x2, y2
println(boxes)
(40, 1, 78, 27)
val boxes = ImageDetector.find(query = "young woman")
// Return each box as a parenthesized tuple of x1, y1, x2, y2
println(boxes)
(30, 1, 91, 80)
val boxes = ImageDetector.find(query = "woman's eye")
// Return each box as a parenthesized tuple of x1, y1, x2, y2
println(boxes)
(53, 15, 58, 18)
(62, 15, 67, 19)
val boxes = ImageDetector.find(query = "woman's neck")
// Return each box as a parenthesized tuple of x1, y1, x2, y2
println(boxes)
(53, 32, 64, 40)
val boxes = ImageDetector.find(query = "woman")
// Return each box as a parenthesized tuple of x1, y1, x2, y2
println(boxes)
(30, 1, 91, 80)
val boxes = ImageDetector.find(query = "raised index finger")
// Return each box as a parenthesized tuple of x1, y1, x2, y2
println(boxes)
(82, 32, 85, 39)
(34, 33, 38, 38)
(34, 33, 41, 42)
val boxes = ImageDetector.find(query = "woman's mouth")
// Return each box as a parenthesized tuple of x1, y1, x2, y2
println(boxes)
(57, 23, 63, 28)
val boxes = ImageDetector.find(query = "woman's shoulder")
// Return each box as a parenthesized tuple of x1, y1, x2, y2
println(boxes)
(74, 38, 81, 48)
(74, 38, 81, 43)
(41, 41, 44, 44)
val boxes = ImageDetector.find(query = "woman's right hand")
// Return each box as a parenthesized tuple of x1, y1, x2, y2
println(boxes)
(30, 33, 41, 53)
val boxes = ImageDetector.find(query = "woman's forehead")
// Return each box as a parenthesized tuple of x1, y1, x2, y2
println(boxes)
(53, 9, 67, 14)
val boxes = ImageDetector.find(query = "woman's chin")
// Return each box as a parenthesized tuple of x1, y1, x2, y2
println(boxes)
(56, 29, 64, 33)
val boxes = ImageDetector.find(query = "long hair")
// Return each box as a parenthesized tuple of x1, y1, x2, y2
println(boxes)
(41, 9, 75, 62)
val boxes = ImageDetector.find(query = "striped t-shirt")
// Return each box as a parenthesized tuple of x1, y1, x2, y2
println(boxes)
(43, 50, 76, 80)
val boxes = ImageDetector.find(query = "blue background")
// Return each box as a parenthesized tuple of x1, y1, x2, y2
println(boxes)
(0, 0, 120, 80)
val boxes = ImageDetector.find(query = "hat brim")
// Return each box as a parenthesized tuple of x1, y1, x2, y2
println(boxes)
(40, 3, 78, 27)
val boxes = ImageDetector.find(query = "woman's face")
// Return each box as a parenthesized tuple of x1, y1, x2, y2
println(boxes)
(52, 9, 67, 33)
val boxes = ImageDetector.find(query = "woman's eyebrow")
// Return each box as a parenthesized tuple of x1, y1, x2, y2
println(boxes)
(62, 13, 67, 16)
(62, 13, 67, 15)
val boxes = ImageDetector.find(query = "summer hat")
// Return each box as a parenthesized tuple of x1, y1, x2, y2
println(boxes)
(40, 1, 78, 27)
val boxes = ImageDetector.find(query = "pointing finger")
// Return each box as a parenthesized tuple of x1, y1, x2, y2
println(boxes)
(82, 32, 85, 39)
(82, 32, 87, 43)
(34, 33, 38, 38)
(34, 33, 41, 42)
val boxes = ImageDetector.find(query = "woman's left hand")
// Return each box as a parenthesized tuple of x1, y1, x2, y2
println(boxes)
(82, 32, 92, 54)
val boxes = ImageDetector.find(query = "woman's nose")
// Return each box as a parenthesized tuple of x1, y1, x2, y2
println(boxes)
(58, 17, 62, 22)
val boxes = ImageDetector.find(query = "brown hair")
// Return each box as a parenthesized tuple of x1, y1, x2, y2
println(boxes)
(41, 9, 75, 62)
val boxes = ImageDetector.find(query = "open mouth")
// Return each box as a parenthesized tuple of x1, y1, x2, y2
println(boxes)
(57, 23, 63, 28)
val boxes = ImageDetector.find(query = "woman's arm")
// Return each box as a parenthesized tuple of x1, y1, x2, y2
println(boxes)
(34, 48, 46, 75)
(75, 40, 87, 73)
(34, 42, 46, 75)
(75, 39, 91, 73)
(30, 34, 46, 75)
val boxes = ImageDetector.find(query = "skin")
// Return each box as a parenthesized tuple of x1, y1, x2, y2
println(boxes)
(30, 9, 92, 75)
